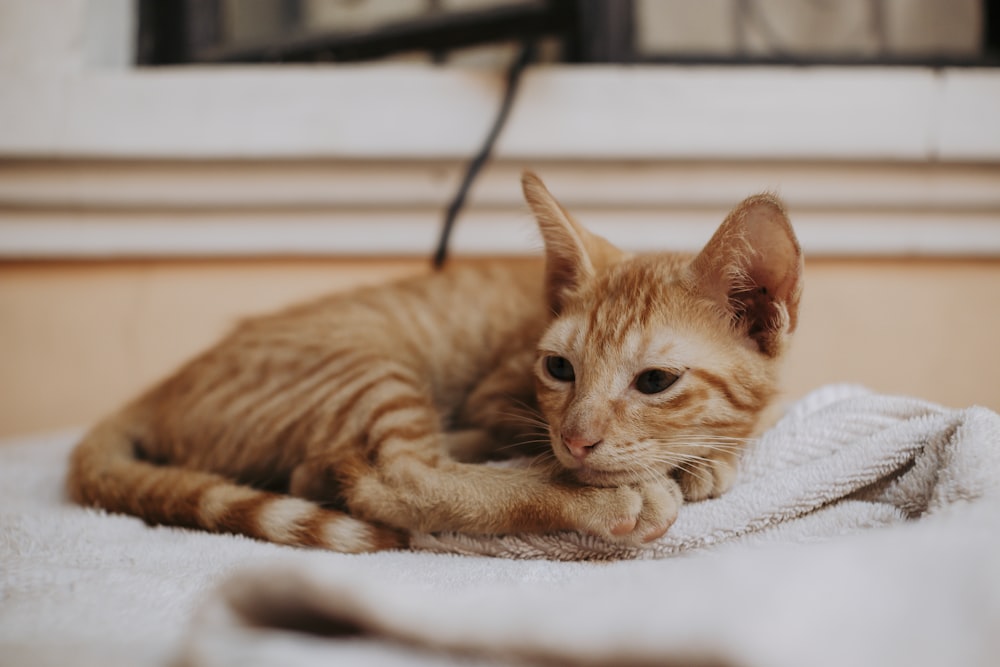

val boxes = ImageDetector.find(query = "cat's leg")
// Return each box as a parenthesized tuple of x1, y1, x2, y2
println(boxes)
(292, 444, 679, 543)
(291, 365, 679, 543)
(346, 454, 681, 544)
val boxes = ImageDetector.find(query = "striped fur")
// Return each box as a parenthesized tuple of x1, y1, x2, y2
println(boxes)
(67, 171, 801, 551)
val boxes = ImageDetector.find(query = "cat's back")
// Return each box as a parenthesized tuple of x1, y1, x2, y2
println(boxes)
(135, 258, 546, 472)
(154, 259, 547, 421)
(258, 258, 546, 357)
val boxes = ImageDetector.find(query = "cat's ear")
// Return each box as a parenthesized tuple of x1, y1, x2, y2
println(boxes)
(522, 170, 625, 312)
(689, 193, 803, 357)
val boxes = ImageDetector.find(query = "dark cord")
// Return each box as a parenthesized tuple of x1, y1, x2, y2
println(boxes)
(432, 40, 535, 269)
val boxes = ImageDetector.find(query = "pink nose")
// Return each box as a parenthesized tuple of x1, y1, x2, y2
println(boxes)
(563, 434, 603, 461)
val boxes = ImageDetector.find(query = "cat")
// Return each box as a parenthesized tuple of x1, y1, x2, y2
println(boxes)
(67, 171, 802, 553)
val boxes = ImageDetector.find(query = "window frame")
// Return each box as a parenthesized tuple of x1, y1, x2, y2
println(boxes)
(0, 0, 998, 259)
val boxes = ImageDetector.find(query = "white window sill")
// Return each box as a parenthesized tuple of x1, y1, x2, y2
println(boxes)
(1, 65, 999, 161)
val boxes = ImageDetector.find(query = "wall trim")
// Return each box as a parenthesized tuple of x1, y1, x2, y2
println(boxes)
(2, 66, 999, 162)
(0, 2, 997, 259)
(1, 160, 998, 259)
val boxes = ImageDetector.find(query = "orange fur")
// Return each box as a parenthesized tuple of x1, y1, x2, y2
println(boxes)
(67, 171, 802, 552)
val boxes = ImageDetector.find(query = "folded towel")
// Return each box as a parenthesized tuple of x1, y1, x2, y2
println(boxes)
(4, 386, 998, 667)
(411, 384, 996, 559)
(182, 385, 1000, 667)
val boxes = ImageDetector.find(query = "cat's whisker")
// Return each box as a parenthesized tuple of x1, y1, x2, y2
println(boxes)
(500, 438, 553, 453)
(643, 456, 715, 481)
(502, 399, 548, 424)
(508, 437, 552, 446)
(666, 452, 709, 461)
(507, 397, 545, 417)
(499, 412, 548, 426)
(644, 450, 712, 463)
(649, 436, 751, 447)
(650, 433, 752, 441)
(530, 453, 562, 477)
(635, 462, 671, 485)
(658, 434, 749, 441)
(669, 460, 714, 486)
(655, 442, 745, 452)
(648, 446, 742, 456)
(648, 439, 749, 453)
(496, 411, 550, 430)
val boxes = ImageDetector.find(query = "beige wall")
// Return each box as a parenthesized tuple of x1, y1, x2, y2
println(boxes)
(1, 257, 998, 438)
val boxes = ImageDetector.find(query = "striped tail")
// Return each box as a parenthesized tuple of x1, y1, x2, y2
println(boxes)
(66, 413, 403, 553)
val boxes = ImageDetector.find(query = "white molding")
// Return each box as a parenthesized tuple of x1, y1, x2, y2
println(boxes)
(3, 160, 999, 209)
(939, 69, 1000, 161)
(3, 66, 999, 161)
(1, 0, 998, 162)
(0, 0, 997, 260)
(3, 207, 998, 259)
(2, 159, 998, 258)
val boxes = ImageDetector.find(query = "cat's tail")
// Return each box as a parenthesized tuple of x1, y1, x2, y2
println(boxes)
(66, 410, 405, 553)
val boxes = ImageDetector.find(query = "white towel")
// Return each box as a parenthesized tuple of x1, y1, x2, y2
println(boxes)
(182, 385, 1000, 666)
(413, 384, 981, 559)
(3, 385, 999, 667)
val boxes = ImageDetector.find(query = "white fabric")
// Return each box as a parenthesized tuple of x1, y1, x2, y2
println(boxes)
(2, 385, 999, 667)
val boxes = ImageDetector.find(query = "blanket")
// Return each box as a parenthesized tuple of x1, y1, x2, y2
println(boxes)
(2, 385, 999, 667)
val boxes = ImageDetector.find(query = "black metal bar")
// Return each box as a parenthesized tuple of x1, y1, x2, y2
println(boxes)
(139, 0, 1000, 68)
(137, 0, 191, 65)
(186, 0, 223, 57)
(279, 0, 303, 31)
(986, 0, 1000, 58)
(137, 0, 222, 66)
(191, 1, 566, 64)
(570, 0, 634, 63)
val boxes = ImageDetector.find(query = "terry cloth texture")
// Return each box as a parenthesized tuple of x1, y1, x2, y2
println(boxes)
(2, 385, 999, 667)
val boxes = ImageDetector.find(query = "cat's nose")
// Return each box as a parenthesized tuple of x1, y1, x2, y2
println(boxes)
(563, 435, 603, 461)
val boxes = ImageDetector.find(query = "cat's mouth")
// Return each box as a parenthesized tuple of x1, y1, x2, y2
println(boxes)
(551, 433, 670, 486)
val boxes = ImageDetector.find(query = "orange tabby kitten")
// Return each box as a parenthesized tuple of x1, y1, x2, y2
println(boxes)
(68, 172, 802, 553)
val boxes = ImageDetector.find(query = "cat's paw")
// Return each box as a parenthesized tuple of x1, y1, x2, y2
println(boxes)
(627, 478, 683, 543)
(674, 456, 737, 502)
(575, 478, 682, 544)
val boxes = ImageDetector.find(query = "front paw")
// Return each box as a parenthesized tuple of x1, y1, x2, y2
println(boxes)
(674, 456, 737, 501)
(573, 478, 682, 544)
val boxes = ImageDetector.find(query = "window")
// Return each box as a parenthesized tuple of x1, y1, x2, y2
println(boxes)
(138, 0, 999, 67)
(1, 0, 998, 259)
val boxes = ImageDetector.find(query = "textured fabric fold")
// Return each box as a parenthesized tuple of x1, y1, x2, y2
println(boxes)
(179, 385, 1000, 667)
(4, 386, 999, 667)
(411, 386, 989, 559)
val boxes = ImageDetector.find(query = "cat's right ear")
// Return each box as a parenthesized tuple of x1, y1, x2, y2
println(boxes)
(689, 193, 803, 357)
(522, 170, 624, 313)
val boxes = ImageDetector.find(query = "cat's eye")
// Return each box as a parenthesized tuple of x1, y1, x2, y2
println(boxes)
(544, 355, 575, 382)
(635, 369, 679, 395)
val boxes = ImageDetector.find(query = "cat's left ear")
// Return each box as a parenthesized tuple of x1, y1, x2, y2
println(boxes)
(689, 193, 803, 357)
(522, 170, 626, 313)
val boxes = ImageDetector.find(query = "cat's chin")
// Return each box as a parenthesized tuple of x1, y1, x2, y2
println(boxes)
(569, 466, 666, 488)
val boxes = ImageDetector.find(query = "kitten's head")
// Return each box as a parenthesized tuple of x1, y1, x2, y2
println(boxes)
(523, 171, 802, 487)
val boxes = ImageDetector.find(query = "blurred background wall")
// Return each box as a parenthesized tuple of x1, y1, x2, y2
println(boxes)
(1, 0, 999, 437)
